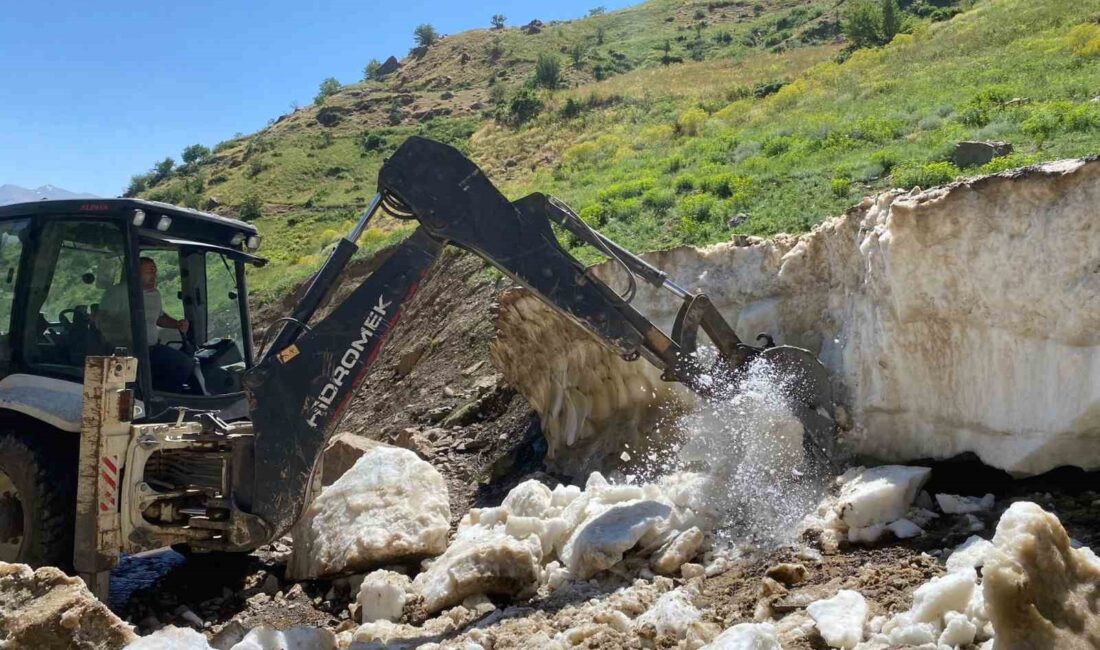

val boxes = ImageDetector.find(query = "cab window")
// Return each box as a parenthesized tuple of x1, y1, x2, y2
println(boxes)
(23, 220, 131, 376)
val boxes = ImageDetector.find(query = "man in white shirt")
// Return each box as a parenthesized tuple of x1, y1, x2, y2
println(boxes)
(139, 256, 195, 392)
(100, 256, 194, 391)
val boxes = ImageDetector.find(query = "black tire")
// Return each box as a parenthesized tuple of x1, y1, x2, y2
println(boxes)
(0, 427, 78, 570)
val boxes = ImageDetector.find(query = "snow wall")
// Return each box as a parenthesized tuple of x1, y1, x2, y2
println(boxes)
(491, 158, 1100, 478)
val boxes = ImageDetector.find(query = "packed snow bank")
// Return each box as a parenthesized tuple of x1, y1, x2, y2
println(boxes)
(492, 159, 1100, 476)
(412, 474, 710, 613)
(983, 501, 1100, 649)
(0, 561, 136, 649)
(287, 444, 450, 579)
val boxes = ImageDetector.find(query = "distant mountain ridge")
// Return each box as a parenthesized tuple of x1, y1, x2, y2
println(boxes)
(0, 184, 97, 206)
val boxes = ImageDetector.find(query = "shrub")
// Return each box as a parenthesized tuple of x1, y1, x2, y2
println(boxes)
(247, 158, 264, 178)
(1069, 23, 1100, 58)
(588, 6, 606, 17)
(842, 0, 881, 49)
(673, 174, 697, 193)
(534, 54, 562, 89)
(596, 26, 606, 45)
(761, 134, 795, 156)
(892, 161, 959, 189)
(597, 178, 654, 201)
(978, 152, 1041, 174)
(238, 194, 263, 222)
(125, 173, 153, 197)
(153, 158, 175, 183)
(363, 59, 382, 81)
(559, 97, 583, 119)
(579, 203, 610, 227)
(314, 77, 340, 106)
(491, 14, 506, 29)
(831, 177, 852, 198)
(507, 87, 543, 124)
(641, 188, 675, 211)
(181, 144, 210, 166)
(677, 194, 716, 222)
(1021, 101, 1100, 143)
(414, 24, 439, 48)
(677, 108, 707, 136)
(357, 131, 386, 155)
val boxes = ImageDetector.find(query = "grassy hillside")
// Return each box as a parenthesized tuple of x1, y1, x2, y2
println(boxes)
(133, 0, 1100, 301)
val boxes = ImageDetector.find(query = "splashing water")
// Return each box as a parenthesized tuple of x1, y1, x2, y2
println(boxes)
(646, 354, 832, 548)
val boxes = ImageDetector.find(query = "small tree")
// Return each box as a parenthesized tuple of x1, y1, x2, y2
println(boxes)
(153, 158, 175, 182)
(841, 0, 882, 49)
(414, 24, 439, 48)
(181, 144, 210, 166)
(238, 193, 262, 222)
(533, 54, 562, 89)
(508, 87, 543, 124)
(881, 0, 901, 43)
(314, 77, 341, 106)
(363, 58, 382, 81)
(588, 6, 606, 17)
(125, 173, 153, 197)
(491, 14, 506, 29)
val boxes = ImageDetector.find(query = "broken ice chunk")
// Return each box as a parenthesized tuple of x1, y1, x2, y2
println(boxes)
(836, 466, 931, 529)
(806, 589, 867, 649)
(945, 535, 994, 574)
(701, 622, 781, 649)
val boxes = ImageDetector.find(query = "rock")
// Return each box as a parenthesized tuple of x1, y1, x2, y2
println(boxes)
(764, 563, 808, 586)
(320, 432, 381, 486)
(412, 524, 542, 613)
(681, 563, 705, 580)
(376, 56, 401, 77)
(983, 501, 1100, 649)
(951, 140, 1012, 168)
(836, 465, 931, 529)
(260, 574, 279, 596)
(315, 105, 349, 127)
(287, 445, 450, 579)
(521, 19, 543, 34)
(945, 535, 994, 573)
(0, 562, 136, 649)
(702, 622, 781, 649)
(494, 160, 1100, 476)
(806, 589, 867, 649)
(395, 343, 426, 378)
(651, 527, 704, 575)
(357, 570, 411, 623)
(935, 493, 994, 514)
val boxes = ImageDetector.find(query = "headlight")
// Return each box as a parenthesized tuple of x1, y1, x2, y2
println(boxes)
(246, 235, 261, 251)
(132, 209, 146, 227)
(156, 216, 172, 232)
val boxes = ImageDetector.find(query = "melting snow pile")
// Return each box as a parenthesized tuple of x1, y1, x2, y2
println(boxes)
(410, 471, 712, 614)
(492, 160, 1100, 476)
(826, 500, 1100, 650)
(287, 444, 451, 579)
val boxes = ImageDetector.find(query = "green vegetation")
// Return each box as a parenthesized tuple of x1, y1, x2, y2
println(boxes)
(491, 14, 506, 30)
(314, 77, 341, 106)
(533, 54, 563, 89)
(414, 24, 439, 48)
(363, 59, 382, 81)
(129, 0, 1100, 300)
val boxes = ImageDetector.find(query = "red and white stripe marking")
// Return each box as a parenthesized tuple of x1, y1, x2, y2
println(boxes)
(100, 456, 118, 512)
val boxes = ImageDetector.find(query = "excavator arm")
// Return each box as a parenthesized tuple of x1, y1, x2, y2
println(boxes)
(240, 136, 832, 539)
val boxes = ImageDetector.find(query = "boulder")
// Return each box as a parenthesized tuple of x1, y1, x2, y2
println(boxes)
(376, 56, 401, 77)
(951, 140, 1012, 168)
(493, 159, 1100, 476)
(0, 562, 136, 649)
(287, 444, 450, 579)
(521, 19, 543, 34)
(315, 105, 349, 127)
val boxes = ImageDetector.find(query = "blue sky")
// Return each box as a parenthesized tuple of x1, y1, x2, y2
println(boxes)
(0, 0, 632, 197)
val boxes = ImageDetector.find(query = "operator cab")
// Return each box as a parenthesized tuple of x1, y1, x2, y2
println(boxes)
(0, 199, 265, 426)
